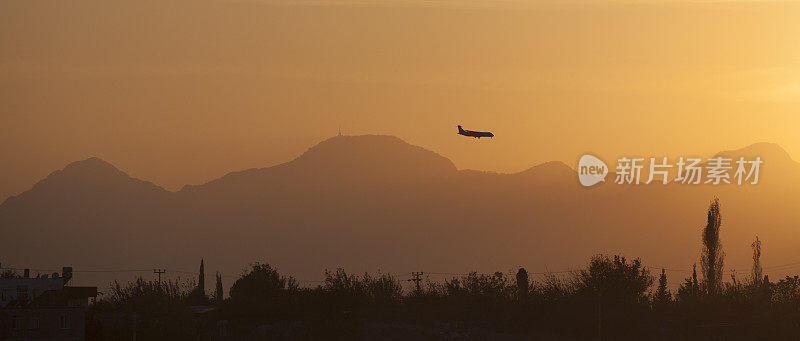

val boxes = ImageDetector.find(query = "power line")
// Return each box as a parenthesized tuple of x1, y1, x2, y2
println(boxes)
(529, 270, 576, 275)
(8, 261, 800, 283)
(4, 267, 152, 273)
(765, 261, 800, 270)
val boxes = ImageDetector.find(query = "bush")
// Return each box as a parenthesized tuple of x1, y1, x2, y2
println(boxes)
(89, 277, 197, 340)
(226, 263, 298, 319)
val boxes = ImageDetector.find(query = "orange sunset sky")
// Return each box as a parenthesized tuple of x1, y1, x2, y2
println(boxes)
(1, 0, 799, 201)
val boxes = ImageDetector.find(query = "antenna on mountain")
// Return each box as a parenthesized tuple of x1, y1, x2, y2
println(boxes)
(338, 125, 342, 136)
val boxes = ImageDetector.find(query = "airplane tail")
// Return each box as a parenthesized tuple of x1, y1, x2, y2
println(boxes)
(457, 125, 465, 134)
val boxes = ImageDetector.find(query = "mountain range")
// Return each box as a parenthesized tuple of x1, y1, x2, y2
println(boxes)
(2, 135, 798, 288)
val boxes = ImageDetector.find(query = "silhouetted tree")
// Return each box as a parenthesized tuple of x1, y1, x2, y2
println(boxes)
(653, 268, 671, 307)
(771, 276, 800, 304)
(91, 277, 196, 339)
(747, 238, 772, 307)
(534, 273, 575, 302)
(677, 264, 700, 302)
(363, 272, 403, 305)
(321, 268, 370, 312)
(198, 258, 205, 294)
(575, 255, 652, 337)
(443, 271, 514, 301)
(186, 259, 210, 305)
(701, 198, 724, 295)
(228, 263, 297, 318)
(214, 271, 224, 304)
(323, 268, 367, 294)
(0, 269, 19, 278)
(84, 251, 800, 339)
(751, 236, 763, 284)
(577, 255, 653, 303)
(516, 268, 529, 301)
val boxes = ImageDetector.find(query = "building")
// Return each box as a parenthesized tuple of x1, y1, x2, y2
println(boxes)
(0, 266, 97, 340)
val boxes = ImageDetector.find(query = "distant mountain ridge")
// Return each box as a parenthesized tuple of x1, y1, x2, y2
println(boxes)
(1, 135, 798, 289)
(180, 135, 459, 195)
(1, 157, 167, 209)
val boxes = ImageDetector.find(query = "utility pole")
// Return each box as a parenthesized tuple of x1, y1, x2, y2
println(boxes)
(153, 269, 166, 284)
(408, 272, 423, 292)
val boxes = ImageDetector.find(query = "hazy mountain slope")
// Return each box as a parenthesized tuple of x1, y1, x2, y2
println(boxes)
(1, 137, 798, 288)
(181, 135, 457, 194)
(0, 157, 173, 270)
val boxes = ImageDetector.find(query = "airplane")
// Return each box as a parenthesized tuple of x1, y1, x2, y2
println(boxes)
(457, 125, 494, 139)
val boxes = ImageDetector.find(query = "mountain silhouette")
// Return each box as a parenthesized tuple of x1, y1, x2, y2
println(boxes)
(2, 157, 167, 208)
(180, 135, 457, 196)
(1, 137, 798, 287)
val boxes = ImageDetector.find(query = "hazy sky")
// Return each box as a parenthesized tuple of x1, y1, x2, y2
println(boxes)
(1, 0, 799, 201)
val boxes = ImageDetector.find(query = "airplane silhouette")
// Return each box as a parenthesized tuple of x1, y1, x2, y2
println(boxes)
(457, 125, 494, 139)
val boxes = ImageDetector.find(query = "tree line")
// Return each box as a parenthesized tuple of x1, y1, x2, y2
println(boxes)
(80, 198, 800, 339)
